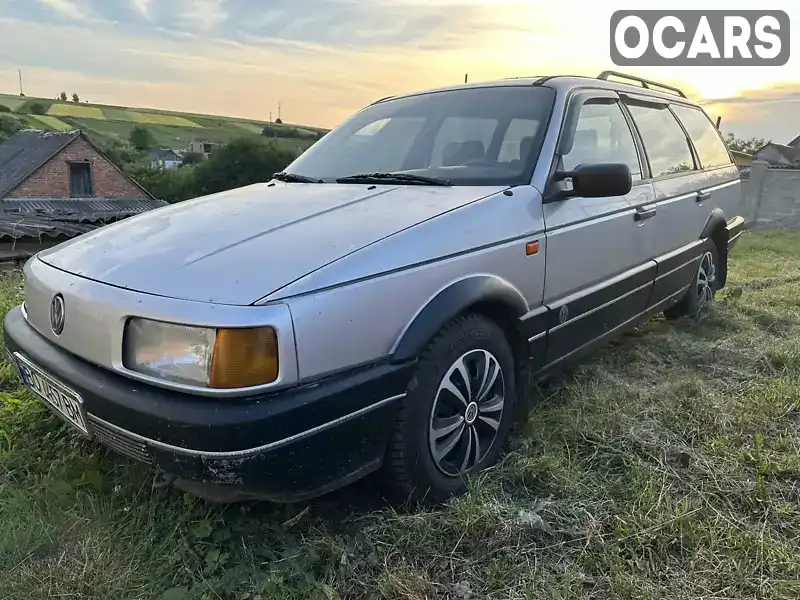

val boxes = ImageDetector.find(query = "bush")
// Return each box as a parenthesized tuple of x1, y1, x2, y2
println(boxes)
(29, 103, 46, 115)
(0, 105, 10, 113)
(0, 115, 26, 142)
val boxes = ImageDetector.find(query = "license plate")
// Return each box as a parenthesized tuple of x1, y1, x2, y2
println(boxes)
(12, 352, 90, 436)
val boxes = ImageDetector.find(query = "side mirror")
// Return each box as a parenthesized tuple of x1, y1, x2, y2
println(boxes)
(553, 163, 632, 199)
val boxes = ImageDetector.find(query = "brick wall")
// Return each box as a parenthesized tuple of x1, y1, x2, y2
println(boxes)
(6, 136, 147, 198)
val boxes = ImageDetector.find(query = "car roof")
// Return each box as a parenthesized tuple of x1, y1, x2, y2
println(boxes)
(376, 73, 702, 109)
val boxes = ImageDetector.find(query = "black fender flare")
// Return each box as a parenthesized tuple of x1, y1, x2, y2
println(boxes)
(392, 276, 528, 362)
(701, 208, 727, 239)
(701, 208, 730, 288)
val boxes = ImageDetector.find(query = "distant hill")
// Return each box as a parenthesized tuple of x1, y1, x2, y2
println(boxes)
(0, 92, 327, 154)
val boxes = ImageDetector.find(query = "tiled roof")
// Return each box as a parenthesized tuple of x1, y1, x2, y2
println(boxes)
(0, 130, 81, 197)
(0, 197, 168, 223)
(0, 213, 100, 241)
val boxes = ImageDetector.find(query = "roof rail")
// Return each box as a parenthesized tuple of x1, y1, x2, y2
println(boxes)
(597, 70, 686, 98)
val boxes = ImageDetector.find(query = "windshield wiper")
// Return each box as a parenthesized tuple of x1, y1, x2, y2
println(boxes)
(272, 172, 324, 183)
(336, 172, 452, 186)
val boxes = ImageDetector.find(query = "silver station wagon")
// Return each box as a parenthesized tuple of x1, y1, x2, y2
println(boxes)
(4, 71, 745, 505)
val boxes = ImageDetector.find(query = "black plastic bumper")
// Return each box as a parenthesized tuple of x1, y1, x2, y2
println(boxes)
(3, 306, 412, 501)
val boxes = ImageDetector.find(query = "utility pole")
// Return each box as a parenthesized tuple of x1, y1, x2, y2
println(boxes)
(278, 101, 282, 121)
(18, 69, 23, 96)
(464, 74, 468, 84)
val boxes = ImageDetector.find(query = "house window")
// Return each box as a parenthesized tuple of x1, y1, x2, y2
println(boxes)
(69, 163, 93, 197)
(202, 143, 213, 154)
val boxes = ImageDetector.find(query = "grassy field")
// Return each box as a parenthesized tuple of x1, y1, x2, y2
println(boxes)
(0, 91, 326, 154)
(1, 230, 799, 600)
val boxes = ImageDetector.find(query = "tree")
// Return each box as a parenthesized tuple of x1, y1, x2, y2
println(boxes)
(0, 105, 10, 113)
(723, 133, 769, 155)
(191, 137, 295, 197)
(275, 117, 283, 124)
(181, 151, 204, 166)
(59, 92, 67, 101)
(129, 125, 155, 151)
(72, 93, 80, 103)
(29, 102, 46, 115)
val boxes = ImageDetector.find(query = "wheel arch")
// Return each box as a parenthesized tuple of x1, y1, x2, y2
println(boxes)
(701, 208, 729, 288)
(392, 276, 529, 364)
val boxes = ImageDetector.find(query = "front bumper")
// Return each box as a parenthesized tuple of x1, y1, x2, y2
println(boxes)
(4, 306, 412, 501)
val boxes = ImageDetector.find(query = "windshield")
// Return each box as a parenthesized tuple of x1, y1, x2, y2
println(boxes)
(284, 85, 556, 186)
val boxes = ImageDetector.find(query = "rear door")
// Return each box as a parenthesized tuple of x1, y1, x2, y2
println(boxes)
(541, 90, 656, 368)
(670, 104, 743, 223)
(622, 95, 708, 309)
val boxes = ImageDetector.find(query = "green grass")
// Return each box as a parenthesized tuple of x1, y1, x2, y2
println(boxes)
(2, 230, 800, 599)
(0, 93, 26, 111)
(0, 90, 326, 152)
(124, 111, 201, 128)
(24, 115, 74, 131)
(47, 104, 106, 119)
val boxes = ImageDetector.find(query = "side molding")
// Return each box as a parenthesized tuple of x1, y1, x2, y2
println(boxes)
(392, 276, 528, 361)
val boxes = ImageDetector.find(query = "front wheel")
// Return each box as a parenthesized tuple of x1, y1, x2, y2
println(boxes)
(664, 239, 719, 320)
(382, 314, 517, 506)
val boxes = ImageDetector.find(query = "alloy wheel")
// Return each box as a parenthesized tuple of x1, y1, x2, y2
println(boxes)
(428, 349, 506, 477)
(696, 250, 717, 310)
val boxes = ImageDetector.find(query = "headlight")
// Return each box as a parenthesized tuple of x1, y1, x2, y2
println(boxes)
(123, 318, 279, 389)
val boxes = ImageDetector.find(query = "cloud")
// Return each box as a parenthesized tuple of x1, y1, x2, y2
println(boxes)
(131, 0, 153, 20)
(179, 0, 229, 31)
(35, 0, 96, 21)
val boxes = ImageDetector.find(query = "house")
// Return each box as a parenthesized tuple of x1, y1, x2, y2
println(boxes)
(187, 137, 218, 159)
(730, 150, 754, 167)
(0, 129, 167, 268)
(149, 147, 182, 169)
(753, 142, 800, 167)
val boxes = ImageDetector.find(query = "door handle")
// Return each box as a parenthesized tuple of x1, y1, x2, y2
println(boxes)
(634, 207, 657, 221)
(696, 191, 711, 203)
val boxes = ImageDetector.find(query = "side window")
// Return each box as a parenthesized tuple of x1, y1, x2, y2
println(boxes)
(671, 105, 733, 169)
(431, 117, 498, 167)
(626, 103, 696, 178)
(561, 101, 642, 181)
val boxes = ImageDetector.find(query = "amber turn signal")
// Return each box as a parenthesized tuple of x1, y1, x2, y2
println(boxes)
(209, 327, 279, 388)
(525, 240, 540, 256)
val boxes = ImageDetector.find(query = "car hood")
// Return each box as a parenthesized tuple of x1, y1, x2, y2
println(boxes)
(38, 182, 506, 305)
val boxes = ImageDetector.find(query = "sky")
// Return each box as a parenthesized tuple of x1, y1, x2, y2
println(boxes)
(0, 0, 799, 142)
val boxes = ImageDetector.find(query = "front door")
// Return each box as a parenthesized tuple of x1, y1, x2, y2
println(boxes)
(542, 92, 656, 368)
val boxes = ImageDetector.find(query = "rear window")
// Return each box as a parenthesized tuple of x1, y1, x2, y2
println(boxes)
(671, 105, 733, 169)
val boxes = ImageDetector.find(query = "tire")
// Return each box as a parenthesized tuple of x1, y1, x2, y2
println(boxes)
(382, 313, 518, 506)
(664, 238, 720, 320)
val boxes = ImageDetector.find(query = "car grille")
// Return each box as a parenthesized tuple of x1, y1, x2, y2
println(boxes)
(87, 415, 153, 465)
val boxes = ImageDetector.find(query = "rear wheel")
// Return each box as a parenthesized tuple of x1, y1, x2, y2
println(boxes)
(382, 314, 517, 506)
(664, 238, 719, 320)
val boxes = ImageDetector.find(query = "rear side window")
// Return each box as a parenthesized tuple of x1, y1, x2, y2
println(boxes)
(671, 105, 733, 169)
(626, 103, 696, 178)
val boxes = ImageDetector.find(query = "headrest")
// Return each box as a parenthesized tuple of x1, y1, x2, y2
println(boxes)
(519, 136, 535, 161)
(442, 140, 486, 166)
(574, 129, 598, 149)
